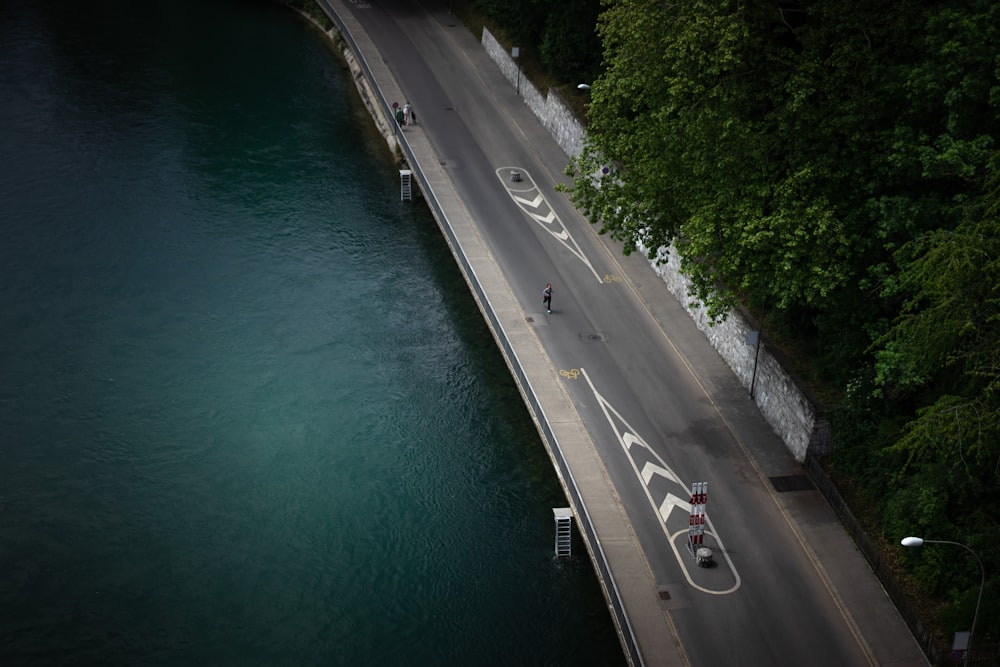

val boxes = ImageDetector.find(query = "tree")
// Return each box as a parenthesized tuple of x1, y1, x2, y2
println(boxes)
(874, 158, 1000, 639)
(567, 0, 877, 320)
(875, 152, 1000, 485)
(538, 0, 602, 85)
(566, 0, 998, 373)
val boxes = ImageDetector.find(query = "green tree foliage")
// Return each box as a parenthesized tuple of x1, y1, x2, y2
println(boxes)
(874, 161, 1000, 637)
(473, 0, 603, 85)
(567, 0, 998, 373)
(538, 1, 602, 84)
(569, 0, 872, 319)
(472, 0, 547, 50)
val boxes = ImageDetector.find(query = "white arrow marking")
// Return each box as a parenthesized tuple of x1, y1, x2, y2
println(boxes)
(658, 492, 692, 523)
(495, 167, 603, 283)
(623, 432, 647, 454)
(580, 367, 742, 595)
(528, 210, 556, 225)
(513, 193, 544, 208)
(641, 460, 681, 485)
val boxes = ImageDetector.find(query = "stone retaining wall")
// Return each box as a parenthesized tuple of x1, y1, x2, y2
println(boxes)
(480, 30, 586, 159)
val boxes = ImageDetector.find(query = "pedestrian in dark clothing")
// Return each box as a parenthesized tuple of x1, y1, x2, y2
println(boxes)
(395, 107, 405, 126)
(543, 283, 552, 313)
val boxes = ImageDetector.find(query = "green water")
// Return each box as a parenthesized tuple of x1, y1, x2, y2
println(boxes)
(0, 0, 623, 663)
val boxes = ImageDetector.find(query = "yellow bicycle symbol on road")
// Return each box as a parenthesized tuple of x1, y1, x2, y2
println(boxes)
(559, 369, 580, 380)
(603, 274, 621, 283)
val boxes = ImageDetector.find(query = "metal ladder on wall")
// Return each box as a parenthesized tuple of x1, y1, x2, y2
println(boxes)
(399, 169, 412, 202)
(553, 507, 573, 558)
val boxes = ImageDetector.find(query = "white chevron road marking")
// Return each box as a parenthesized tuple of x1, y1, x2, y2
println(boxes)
(658, 492, 692, 523)
(513, 193, 544, 208)
(579, 366, 741, 595)
(641, 460, 682, 485)
(495, 167, 602, 283)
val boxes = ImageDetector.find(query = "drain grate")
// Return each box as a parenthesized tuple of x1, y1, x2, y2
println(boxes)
(769, 474, 815, 492)
(658, 589, 671, 601)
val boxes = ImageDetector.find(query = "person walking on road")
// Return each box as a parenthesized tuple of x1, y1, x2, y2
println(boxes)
(542, 283, 552, 314)
(403, 102, 414, 125)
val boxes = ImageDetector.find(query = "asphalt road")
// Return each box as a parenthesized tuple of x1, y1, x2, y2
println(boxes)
(319, 1, 928, 665)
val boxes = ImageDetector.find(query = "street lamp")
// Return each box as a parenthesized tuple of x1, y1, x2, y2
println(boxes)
(901, 536, 985, 667)
(577, 83, 591, 90)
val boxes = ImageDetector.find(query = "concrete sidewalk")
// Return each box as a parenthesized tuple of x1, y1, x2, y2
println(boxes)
(313, 1, 928, 665)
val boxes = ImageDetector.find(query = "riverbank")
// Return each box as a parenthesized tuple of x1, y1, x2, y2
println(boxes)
(284, 4, 401, 158)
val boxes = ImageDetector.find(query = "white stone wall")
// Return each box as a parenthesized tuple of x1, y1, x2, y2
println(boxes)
(481, 30, 586, 159)
(640, 245, 829, 461)
(482, 28, 830, 462)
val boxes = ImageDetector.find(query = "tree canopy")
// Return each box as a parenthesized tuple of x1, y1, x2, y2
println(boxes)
(569, 0, 996, 332)
(472, 0, 602, 84)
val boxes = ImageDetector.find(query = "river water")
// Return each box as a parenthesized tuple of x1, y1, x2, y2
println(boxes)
(0, 0, 623, 663)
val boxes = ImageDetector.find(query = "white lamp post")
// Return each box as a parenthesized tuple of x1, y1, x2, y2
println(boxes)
(901, 536, 985, 667)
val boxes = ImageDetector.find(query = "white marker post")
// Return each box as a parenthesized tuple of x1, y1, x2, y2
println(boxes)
(687, 482, 713, 566)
